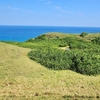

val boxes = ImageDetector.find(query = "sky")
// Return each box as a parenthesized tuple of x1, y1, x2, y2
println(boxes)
(0, 0, 100, 27)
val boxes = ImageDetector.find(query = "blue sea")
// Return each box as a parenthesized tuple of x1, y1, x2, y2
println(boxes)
(0, 26, 100, 42)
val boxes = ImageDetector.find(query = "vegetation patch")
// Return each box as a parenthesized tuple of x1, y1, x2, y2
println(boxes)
(0, 39, 100, 100)
(28, 47, 100, 75)
(2, 33, 100, 75)
(80, 32, 88, 37)
(91, 37, 100, 45)
(26, 33, 100, 75)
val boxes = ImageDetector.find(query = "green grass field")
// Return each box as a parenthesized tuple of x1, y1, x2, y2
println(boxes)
(0, 42, 100, 100)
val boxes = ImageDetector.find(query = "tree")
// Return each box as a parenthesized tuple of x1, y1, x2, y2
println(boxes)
(80, 32, 88, 37)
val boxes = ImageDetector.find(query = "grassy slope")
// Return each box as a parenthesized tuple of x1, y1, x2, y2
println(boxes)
(0, 42, 100, 100)
(43, 32, 100, 41)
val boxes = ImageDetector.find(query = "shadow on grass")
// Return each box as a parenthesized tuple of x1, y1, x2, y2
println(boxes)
(62, 95, 100, 99)
(0, 95, 100, 100)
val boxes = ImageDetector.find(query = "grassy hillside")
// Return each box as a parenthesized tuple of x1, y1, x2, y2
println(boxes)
(0, 42, 100, 100)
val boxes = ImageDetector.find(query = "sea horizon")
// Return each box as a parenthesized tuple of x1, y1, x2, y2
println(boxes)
(0, 25, 100, 28)
(0, 26, 100, 42)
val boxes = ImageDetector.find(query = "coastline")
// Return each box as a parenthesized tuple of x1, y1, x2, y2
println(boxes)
(0, 26, 100, 42)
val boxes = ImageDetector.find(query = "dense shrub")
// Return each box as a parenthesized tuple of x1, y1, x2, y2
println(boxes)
(62, 37, 91, 49)
(25, 36, 94, 49)
(28, 48, 100, 75)
(91, 37, 100, 45)
(70, 51, 100, 75)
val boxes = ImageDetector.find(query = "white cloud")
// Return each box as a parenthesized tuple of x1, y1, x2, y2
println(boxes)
(7, 6, 33, 13)
(44, 1, 51, 5)
(54, 6, 85, 17)
(7, 6, 20, 11)
(55, 6, 74, 14)
(7, 6, 10, 8)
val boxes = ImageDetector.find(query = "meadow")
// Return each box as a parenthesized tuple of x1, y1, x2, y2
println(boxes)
(0, 32, 100, 100)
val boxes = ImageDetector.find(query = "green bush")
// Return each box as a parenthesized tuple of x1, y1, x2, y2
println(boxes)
(91, 37, 100, 45)
(28, 48, 100, 75)
(80, 32, 88, 37)
(35, 34, 47, 40)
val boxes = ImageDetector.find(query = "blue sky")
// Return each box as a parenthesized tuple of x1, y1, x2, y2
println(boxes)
(0, 0, 100, 27)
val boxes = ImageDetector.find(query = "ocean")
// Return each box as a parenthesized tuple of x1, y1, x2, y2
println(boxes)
(0, 26, 100, 42)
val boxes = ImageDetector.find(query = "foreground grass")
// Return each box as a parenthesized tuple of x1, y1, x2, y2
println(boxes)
(0, 42, 100, 100)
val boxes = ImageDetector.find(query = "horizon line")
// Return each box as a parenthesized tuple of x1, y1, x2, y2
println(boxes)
(0, 25, 100, 28)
